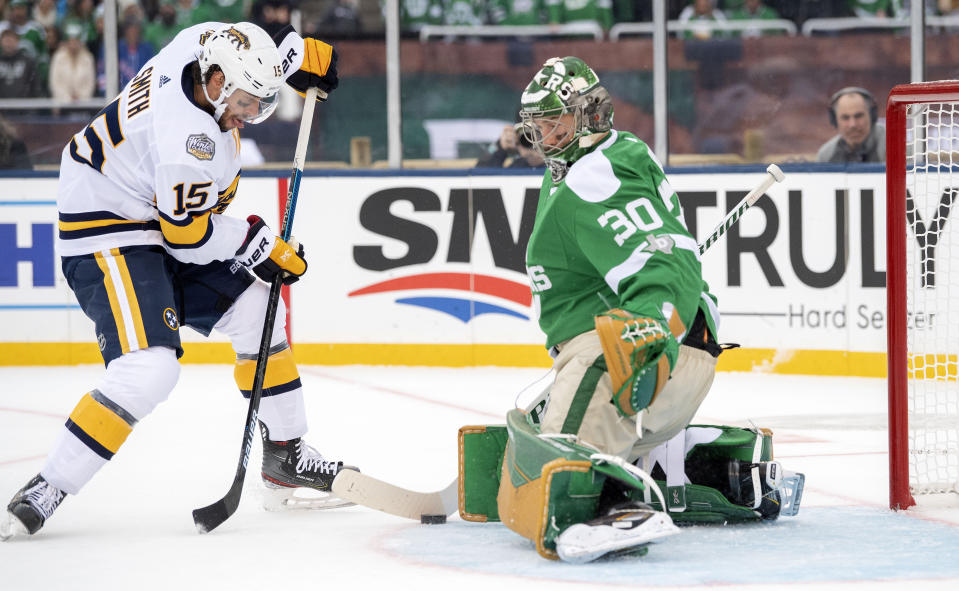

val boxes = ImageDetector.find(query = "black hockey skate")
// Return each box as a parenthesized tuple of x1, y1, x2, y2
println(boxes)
(554, 501, 679, 563)
(1, 474, 66, 541)
(259, 423, 357, 511)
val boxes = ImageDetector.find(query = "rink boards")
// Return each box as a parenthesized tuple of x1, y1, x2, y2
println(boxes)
(0, 164, 893, 376)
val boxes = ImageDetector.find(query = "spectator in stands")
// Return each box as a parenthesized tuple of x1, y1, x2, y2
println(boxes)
(727, 0, 781, 37)
(97, 17, 152, 94)
(442, 0, 486, 25)
(117, 18, 153, 84)
(65, 0, 100, 56)
(49, 17, 94, 101)
(1, 0, 46, 55)
(0, 114, 32, 169)
(489, 0, 548, 25)
(1, 0, 48, 81)
(476, 123, 546, 169)
(678, 0, 727, 39)
(172, 0, 201, 28)
(547, 0, 615, 30)
(849, 0, 894, 18)
(144, 0, 180, 50)
(316, 0, 362, 37)
(193, 0, 246, 24)
(385, 0, 443, 33)
(252, 0, 292, 38)
(43, 20, 58, 52)
(31, 0, 58, 28)
(817, 86, 886, 163)
(0, 28, 42, 97)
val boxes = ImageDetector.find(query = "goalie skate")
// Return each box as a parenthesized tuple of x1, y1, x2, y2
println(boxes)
(260, 423, 357, 511)
(555, 502, 679, 564)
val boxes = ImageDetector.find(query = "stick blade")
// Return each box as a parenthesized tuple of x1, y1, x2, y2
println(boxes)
(332, 469, 457, 520)
(192, 493, 239, 534)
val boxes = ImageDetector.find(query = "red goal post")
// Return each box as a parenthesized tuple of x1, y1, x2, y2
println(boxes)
(886, 80, 959, 510)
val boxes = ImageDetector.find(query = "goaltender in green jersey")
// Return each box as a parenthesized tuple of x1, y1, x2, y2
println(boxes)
(456, 57, 804, 563)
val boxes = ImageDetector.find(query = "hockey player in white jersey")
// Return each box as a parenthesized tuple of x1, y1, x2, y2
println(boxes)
(1, 21, 349, 540)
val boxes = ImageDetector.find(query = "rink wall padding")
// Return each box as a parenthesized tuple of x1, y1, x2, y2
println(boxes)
(0, 164, 891, 377)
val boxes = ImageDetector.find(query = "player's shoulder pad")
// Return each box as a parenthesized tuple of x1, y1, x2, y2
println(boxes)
(566, 130, 652, 204)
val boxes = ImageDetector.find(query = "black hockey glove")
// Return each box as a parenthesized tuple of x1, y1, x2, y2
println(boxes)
(273, 24, 338, 101)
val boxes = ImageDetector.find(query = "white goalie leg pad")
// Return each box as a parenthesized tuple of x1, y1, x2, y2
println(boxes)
(41, 347, 180, 494)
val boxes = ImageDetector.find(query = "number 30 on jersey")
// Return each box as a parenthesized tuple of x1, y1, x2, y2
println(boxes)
(597, 197, 664, 247)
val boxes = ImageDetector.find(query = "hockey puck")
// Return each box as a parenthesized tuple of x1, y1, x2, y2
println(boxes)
(420, 514, 446, 524)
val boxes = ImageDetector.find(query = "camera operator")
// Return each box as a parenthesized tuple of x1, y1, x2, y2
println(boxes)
(476, 123, 545, 169)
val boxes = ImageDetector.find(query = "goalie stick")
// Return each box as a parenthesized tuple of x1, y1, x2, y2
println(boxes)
(192, 87, 323, 534)
(332, 470, 459, 520)
(699, 163, 785, 254)
(332, 165, 786, 522)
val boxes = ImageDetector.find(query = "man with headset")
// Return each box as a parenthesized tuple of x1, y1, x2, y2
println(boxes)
(816, 86, 886, 163)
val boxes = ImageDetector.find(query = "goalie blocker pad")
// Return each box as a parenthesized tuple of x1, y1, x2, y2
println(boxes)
(459, 421, 804, 533)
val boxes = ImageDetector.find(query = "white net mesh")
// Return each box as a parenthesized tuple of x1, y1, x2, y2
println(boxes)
(904, 101, 959, 495)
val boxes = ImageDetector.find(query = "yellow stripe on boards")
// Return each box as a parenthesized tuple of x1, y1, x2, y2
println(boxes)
(0, 343, 893, 378)
(111, 248, 149, 350)
(93, 251, 130, 354)
(234, 347, 301, 390)
(68, 392, 133, 454)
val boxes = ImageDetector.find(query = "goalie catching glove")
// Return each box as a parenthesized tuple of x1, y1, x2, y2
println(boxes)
(235, 215, 307, 285)
(595, 309, 677, 417)
(272, 25, 338, 100)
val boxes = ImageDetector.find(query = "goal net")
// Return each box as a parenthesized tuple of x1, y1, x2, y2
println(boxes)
(887, 81, 959, 510)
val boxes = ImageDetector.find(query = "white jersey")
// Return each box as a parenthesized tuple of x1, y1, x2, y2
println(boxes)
(57, 22, 263, 265)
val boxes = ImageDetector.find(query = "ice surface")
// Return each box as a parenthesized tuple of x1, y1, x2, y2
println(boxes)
(1, 365, 957, 590)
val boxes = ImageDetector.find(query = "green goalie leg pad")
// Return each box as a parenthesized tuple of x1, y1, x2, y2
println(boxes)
(493, 409, 650, 560)
(633, 424, 779, 524)
(458, 424, 508, 522)
(638, 483, 768, 523)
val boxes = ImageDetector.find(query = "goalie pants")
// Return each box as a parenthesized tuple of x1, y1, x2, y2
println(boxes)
(40, 246, 307, 495)
(540, 329, 717, 462)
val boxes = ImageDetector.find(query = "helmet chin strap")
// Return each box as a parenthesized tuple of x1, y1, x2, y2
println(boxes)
(201, 81, 228, 122)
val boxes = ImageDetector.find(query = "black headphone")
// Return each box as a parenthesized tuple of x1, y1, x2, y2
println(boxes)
(828, 87, 878, 127)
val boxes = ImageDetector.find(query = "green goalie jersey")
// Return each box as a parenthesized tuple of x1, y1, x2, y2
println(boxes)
(525, 129, 718, 351)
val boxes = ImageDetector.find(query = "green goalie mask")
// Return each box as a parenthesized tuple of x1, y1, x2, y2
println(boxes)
(519, 56, 614, 176)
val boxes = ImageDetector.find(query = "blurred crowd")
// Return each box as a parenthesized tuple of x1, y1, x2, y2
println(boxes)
(0, 0, 340, 101)
(2, 0, 958, 101)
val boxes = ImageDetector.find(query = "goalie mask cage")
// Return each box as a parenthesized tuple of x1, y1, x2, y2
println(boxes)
(887, 80, 959, 510)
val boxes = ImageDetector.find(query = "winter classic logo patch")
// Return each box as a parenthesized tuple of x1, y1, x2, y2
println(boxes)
(186, 134, 215, 161)
(163, 308, 180, 330)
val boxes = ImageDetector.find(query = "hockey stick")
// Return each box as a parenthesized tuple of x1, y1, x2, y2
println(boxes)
(332, 470, 459, 521)
(698, 164, 785, 255)
(330, 388, 550, 521)
(193, 87, 322, 533)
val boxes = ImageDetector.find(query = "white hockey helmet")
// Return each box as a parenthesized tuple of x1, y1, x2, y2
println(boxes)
(198, 22, 283, 124)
